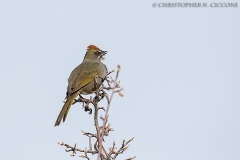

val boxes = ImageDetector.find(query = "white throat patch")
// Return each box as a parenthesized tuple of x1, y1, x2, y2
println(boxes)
(100, 55, 105, 64)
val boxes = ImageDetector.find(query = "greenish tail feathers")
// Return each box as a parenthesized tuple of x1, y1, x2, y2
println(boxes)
(54, 92, 79, 126)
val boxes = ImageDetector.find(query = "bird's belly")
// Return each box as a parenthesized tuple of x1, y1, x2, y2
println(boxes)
(80, 76, 103, 95)
(80, 81, 95, 95)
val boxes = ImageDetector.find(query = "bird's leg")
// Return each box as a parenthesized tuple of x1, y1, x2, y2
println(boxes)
(79, 95, 92, 114)
(78, 95, 88, 102)
(73, 95, 88, 104)
(72, 95, 92, 114)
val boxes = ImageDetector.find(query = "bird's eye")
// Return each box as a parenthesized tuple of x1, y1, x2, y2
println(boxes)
(95, 51, 101, 54)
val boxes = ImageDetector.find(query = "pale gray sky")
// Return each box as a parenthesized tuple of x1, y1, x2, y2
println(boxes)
(0, 1, 239, 160)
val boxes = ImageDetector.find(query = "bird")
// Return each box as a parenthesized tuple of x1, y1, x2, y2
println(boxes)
(54, 45, 107, 126)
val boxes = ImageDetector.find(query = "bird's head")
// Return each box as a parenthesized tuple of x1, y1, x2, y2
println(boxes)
(84, 45, 107, 62)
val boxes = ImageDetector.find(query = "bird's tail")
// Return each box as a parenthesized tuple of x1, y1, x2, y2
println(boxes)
(54, 92, 79, 126)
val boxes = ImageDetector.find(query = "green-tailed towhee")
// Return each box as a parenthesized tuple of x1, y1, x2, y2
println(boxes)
(54, 45, 107, 126)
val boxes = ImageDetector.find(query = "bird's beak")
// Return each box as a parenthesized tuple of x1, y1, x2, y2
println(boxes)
(101, 50, 107, 55)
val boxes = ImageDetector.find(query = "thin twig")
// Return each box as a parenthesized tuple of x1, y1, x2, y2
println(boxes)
(98, 65, 121, 160)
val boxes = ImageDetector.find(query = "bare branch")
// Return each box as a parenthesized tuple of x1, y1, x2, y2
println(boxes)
(98, 66, 121, 160)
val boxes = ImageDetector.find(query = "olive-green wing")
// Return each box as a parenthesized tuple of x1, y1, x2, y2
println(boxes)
(67, 62, 100, 95)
